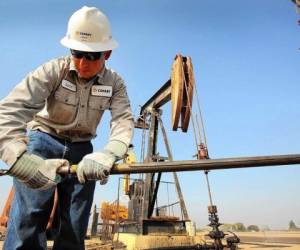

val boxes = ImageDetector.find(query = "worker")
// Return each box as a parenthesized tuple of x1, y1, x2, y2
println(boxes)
(0, 6, 134, 250)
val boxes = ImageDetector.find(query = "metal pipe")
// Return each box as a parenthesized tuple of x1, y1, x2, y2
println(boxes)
(57, 154, 300, 175)
(109, 154, 300, 174)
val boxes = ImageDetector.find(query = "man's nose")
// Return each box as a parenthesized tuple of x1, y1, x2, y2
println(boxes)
(79, 57, 89, 67)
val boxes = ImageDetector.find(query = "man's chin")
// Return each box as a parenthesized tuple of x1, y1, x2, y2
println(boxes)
(79, 72, 93, 79)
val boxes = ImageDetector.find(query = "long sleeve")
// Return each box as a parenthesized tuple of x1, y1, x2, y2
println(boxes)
(0, 60, 62, 166)
(108, 76, 134, 148)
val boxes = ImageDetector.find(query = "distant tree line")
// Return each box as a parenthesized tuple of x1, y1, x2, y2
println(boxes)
(220, 223, 259, 232)
(198, 220, 300, 232)
(219, 220, 300, 232)
(289, 220, 300, 231)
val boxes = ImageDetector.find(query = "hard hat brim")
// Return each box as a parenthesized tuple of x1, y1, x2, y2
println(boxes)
(60, 36, 118, 52)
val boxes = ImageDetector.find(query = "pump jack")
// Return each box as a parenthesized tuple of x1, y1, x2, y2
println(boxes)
(1, 54, 300, 249)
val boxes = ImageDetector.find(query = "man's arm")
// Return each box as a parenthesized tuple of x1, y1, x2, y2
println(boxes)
(108, 76, 134, 151)
(0, 59, 63, 167)
(77, 75, 134, 184)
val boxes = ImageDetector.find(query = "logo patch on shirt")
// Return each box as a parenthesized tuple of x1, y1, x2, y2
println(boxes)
(91, 85, 112, 97)
(62, 80, 77, 92)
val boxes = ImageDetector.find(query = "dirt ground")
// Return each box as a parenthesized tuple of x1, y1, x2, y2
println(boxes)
(0, 231, 299, 249)
(237, 242, 300, 250)
(238, 231, 300, 249)
(199, 231, 300, 250)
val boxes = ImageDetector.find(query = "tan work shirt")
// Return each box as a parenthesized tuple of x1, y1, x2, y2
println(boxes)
(0, 56, 134, 167)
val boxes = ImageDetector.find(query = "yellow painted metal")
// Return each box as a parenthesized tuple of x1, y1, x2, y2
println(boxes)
(101, 202, 128, 221)
(70, 164, 77, 173)
(123, 148, 137, 195)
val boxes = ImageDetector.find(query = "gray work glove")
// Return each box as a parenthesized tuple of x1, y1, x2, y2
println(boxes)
(77, 141, 127, 184)
(8, 153, 69, 190)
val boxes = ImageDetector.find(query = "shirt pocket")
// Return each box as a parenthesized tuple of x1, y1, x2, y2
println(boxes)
(88, 96, 111, 110)
(54, 88, 78, 105)
(47, 87, 79, 124)
(87, 96, 111, 132)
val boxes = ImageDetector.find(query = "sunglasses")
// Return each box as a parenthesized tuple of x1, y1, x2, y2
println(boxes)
(70, 49, 103, 61)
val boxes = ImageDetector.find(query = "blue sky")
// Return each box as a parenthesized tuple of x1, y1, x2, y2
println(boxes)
(0, 0, 300, 230)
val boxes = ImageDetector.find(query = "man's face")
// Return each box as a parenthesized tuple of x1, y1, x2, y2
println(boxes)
(71, 50, 110, 79)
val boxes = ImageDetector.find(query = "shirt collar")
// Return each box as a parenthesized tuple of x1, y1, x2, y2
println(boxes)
(69, 58, 77, 72)
(96, 66, 106, 80)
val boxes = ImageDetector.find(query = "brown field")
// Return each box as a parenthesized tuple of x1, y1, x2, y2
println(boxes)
(238, 231, 300, 249)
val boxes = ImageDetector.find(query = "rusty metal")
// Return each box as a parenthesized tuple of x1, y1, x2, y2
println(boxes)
(171, 54, 185, 131)
(111, 154, 300, 174)
(142, 111, 159, 220)
(208, 205, 217, 214)
(135, 54, 195, 134)
(198, 143, 209, 159)
(181, 56, 194, 132)
(58, 153, 300, 175)
(157, 115, 189, 221)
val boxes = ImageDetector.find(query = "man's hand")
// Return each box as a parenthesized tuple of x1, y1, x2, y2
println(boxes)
(77, 140, 128, 184)
(8, 153, 69, 190)
(76, 150, 116, 184)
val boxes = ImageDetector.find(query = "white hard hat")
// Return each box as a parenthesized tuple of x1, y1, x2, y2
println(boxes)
(60, 6, 118, 52)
